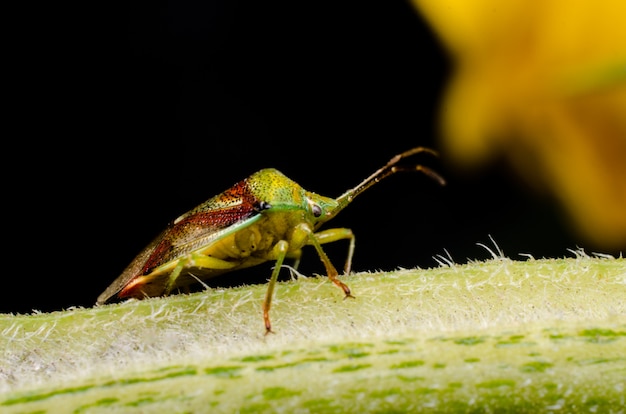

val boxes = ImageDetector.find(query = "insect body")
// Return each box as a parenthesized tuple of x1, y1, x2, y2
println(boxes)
(97, 147, 445, 333)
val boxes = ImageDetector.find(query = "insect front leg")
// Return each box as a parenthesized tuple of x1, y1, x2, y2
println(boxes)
(301, 226, 354, 299)
(310, 228, 355, 274)
(262, 226, 354, 333)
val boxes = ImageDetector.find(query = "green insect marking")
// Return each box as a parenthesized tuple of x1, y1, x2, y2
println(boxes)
(97, 147, 445, 333)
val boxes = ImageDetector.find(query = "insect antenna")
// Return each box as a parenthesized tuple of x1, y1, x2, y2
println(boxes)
(333, 147, 445, 214)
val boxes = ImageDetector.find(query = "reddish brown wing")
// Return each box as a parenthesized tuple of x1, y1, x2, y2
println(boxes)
(140, 202, 260, 275)
(96, 179, 263, 304)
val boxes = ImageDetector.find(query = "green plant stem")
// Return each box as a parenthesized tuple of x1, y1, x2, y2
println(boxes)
(1, 256, 625, 413)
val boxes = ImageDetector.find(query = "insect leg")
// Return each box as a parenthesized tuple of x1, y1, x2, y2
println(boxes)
(307, 231, 354, 299)
(263, 240, 289, 334)
(287, 249, 303, 272)
(163, 253, 238, 295)
(190, 253, 239, 270)
(164, 258, 187, 295)
(311, 228, 355, 274)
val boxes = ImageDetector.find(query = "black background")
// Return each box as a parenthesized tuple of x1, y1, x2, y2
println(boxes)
(5, 1, 620, 314)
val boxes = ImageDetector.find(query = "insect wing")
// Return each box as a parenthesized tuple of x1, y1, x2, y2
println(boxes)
(96, 227, 170, 305)
(97, 185, 263, 304)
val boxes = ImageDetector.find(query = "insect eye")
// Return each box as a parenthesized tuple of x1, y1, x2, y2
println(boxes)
(311, 203, 322, 217)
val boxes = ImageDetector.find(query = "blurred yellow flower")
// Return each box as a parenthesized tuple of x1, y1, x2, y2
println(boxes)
(411, 0, 626, 249)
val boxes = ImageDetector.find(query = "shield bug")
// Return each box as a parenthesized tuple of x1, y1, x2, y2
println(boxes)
(97, 147, 445, 333)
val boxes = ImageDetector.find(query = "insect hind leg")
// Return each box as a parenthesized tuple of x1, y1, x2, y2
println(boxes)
(164, 253, 238, 295)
